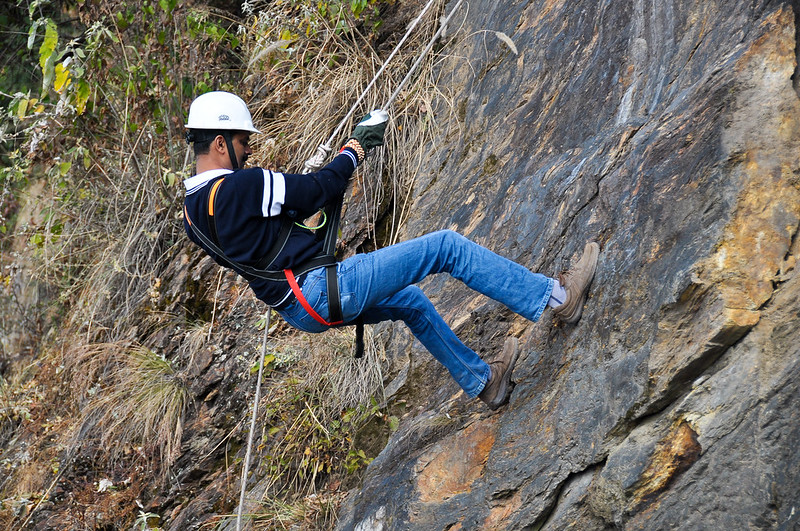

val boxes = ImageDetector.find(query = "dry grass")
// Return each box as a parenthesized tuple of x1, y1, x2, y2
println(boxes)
(251, 490, 347, 530)
(58, 128, 186, 344)
(66, 343, 188, 472)
(303, 325, 387, 413)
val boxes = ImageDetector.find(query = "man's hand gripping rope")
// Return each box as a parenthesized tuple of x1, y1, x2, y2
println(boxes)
(301, 109, 390, 173)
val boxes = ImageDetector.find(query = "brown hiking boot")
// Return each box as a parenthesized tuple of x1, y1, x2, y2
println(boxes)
(553, 242, 600, 324)
(478, 337, 520, 410)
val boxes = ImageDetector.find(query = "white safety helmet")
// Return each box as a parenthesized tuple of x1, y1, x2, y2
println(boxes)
(186, 91, 261, 134)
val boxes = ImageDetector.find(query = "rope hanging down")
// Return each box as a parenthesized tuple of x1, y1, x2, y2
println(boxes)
(324, 0, 439, 148)
(236, 310, 271, 531)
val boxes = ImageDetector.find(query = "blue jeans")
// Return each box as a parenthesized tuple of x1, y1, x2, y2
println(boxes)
(278, 230, 554, 397)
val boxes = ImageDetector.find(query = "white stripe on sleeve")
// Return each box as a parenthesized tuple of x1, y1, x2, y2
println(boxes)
(341, 149, 358, 168)
(263, 170, 286, 217)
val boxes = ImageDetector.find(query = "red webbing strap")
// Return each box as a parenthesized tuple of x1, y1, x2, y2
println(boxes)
(284, 268, 343, 327)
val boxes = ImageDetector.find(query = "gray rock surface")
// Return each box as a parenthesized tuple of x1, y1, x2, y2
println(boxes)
(336, 1, 800, 529)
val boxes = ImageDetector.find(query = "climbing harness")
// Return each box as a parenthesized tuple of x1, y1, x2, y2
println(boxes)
(183, 178, 339, 305)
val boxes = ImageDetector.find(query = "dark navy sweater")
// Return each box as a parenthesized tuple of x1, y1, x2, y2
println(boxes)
(183, 149, 358, 306)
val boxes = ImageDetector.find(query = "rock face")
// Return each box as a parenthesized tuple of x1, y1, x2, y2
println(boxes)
(337, 1, 800, 529)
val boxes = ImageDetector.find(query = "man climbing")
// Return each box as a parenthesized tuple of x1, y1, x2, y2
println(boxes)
(182, 91, 600, 410)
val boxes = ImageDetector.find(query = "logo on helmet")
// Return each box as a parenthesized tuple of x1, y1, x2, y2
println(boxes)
(218, 114, 230, 121)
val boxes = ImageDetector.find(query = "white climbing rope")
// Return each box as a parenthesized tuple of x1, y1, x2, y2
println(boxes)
(325, 0, 440, 147)
(236, 310, 271, 531)
(302, 0, 462, 173)
(383, 0, 464, 111)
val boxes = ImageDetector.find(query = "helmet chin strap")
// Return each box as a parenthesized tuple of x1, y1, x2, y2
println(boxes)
(222, 131, 239, 170)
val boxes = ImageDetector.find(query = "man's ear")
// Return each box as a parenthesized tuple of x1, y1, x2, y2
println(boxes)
(213, 134, 227, 155)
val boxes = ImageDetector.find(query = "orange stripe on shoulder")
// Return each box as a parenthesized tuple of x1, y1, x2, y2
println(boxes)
(208, 178, 225, 216)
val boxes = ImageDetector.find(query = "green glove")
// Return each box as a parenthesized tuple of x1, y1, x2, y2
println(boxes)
(350, 109, 389, 149)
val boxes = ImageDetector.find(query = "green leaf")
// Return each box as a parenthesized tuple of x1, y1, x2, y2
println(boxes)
(350, 0, 367, 17)
(41, 53, 56, 96)
(16, 98, 29, 119)
(59, 161, 72, 176)
(74, 79, 91, 114)
(38, 20, 59, 96)
(250, 354, 276, 374)
(29, 0, 43, 18)
(115, 12, 129, 31)
(38, 20, 58, 70)
(159, 0, 177, 13)
(27, 19, 42, 50)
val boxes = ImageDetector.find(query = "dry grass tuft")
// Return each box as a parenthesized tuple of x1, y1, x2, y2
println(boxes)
(251, 490, 348, 530)
(67, 342, 188, 473)
(302, 326, 387, 413)
(59, 132, 186, 344)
